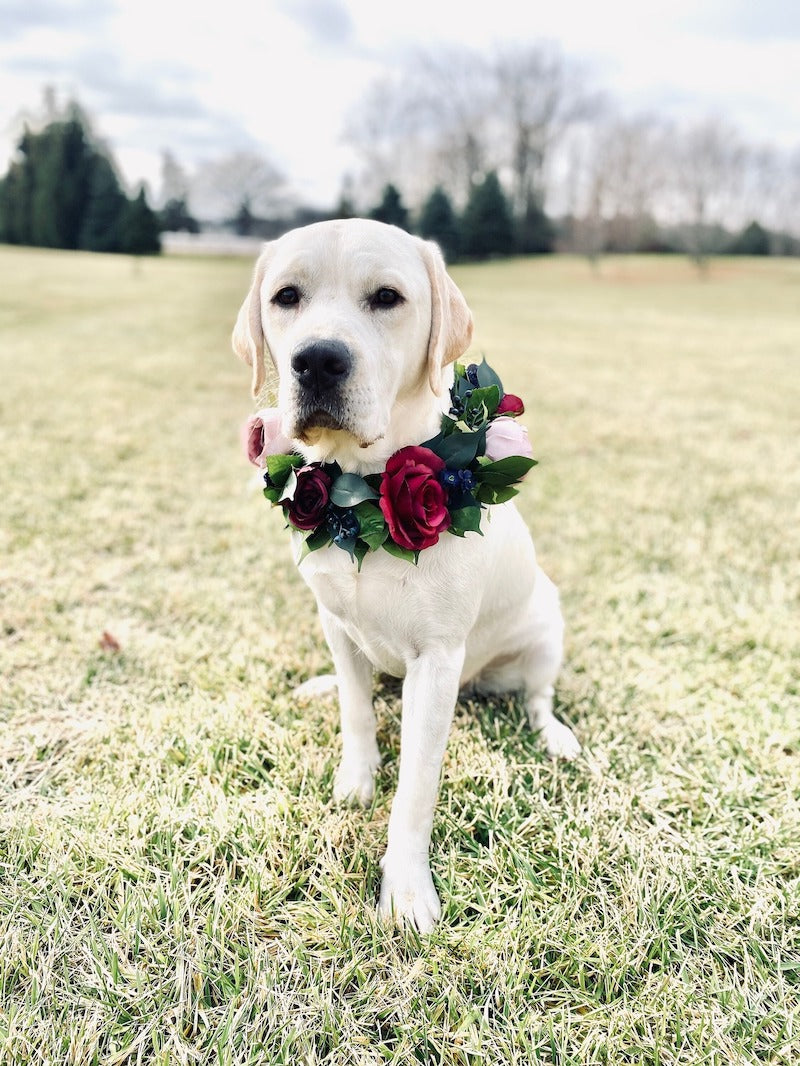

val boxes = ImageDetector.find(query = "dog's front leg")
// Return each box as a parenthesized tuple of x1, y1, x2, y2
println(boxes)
(318, 607, 381, 806)
(379, 644, 464, 933)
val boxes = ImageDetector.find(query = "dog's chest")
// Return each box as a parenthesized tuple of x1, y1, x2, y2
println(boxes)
(298, 548, 430, 677)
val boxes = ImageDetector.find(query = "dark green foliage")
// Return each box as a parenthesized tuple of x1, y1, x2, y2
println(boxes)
(0, 108, 161, 255)
(158, 197, 199, 234)
(728, 220, 771, 256)
(418, 185, 461, 262)
(461, 171, 515, 259)
(121, 188, 161, 255)
(369, 184, 410, 230)
(233, 199, 255, 236)
(79, 155, 127, 252)
(516, 192, 554, 254)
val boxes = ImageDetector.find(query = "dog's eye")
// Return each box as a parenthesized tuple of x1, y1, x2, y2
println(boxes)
(370, 287, 403, 310)
(273, 286, 300, 307)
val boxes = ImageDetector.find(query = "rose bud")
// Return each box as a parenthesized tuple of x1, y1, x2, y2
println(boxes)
(497, 393, 524, 417)
(242, 408, 294, 467)
(484, 418, 534, 462)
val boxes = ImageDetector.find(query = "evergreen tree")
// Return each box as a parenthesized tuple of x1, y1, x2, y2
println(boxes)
(418, 186, 461, 262)
(158, 197, 199, 233)
(0, 130, 35, 245)
(0, 103, 162, 256)
(30, 119, 94, 249)
(369, 184, 409, 230)
(517, 192, 554, 254)
(233, 199, 255, 236)
(121, 188, 161, 255)
(461, 171, 515, 259)
(728, 220, 770, 256)
(79, 154, 127, 251)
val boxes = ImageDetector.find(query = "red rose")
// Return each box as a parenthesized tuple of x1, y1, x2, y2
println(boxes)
(379, 446, 451, 551)
(285, 464, 332, 530)
(497, 393, 524, 416)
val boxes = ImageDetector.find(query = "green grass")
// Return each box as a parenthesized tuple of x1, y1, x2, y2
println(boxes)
(1, 246, 799, 1064)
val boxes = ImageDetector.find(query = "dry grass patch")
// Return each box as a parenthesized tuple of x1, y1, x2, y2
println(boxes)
(1, 247, 798, 1064)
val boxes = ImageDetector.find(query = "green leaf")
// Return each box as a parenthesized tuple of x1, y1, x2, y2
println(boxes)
(475, 358, 504, 392)
(265, 452, 303, 488)
(330, 473, 379, 507)
(449, 504, 484, 537)
(305, 526, 332, 552)
(476, 484, 520, 505)
(333, 534, 358, 560)
(465, 385, 500, 419)
(474, 455, 537, 485)
(263, 485, 282, 505)
(427, 427, 486, 468)
(354, 542, 370, 571)
(382, 541, 418, 564)
(279, 468, 298, 502)
(296, 524, 332, 562)
(353, 501, 388, 550)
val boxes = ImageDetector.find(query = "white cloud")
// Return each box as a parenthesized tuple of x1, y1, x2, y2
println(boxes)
(1, 0, 798, 209)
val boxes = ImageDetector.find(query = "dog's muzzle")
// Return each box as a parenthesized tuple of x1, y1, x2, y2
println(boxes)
(290, 338, 354, 437)
(291, 339, 352, 397)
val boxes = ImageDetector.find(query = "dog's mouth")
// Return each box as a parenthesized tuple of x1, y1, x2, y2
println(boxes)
(293, 400, 349, 443)
(291, 402, 382, 450)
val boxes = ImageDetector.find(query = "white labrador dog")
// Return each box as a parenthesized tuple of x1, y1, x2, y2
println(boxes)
(233, 218, 579, 932)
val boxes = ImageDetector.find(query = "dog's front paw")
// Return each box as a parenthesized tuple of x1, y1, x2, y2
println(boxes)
(333, 750, 381, 806)
(541, 719, 581, 760)
(379, 854, 441, 934)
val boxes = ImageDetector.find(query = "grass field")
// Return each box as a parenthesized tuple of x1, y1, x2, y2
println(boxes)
(1, 245, 799, 1065)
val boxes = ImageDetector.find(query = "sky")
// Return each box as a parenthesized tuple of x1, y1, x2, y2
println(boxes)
(1, 0, 799, 210)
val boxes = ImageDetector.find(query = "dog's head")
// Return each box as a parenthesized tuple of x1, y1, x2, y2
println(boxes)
(232, 219, 473, 468)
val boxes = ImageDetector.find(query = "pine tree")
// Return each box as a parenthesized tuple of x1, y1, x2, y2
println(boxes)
(121, 188, 161, 255)
(517, 192, 554, 254)
(461, 171, 515, 259)
(369, 184, 410, 230)
(79, 155, 126, 251)
(418, 186, 461, 262)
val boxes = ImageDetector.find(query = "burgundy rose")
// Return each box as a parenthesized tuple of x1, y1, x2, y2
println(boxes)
(497, 393, 524, 416)
(285, 464, 332, 531)
(379, 446, 451, 551)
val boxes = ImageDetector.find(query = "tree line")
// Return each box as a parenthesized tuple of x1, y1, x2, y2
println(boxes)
(342, 44, 800, 263)
(0, 103, 161, 255)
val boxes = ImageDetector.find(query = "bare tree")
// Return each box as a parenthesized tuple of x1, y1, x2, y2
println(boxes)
(492, 43, 601, 217)
(670, 117, 746, 268)
(191, 150, 289, 223)
(158, 149, 190, 209)
(344, 47, 495, 210)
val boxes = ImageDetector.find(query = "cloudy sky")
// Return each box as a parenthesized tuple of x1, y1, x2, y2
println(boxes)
(1, 0, 798, 208)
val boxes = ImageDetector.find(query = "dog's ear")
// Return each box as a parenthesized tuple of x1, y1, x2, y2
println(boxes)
(232, 245, 274, 397)
(420, 239, 474, 395)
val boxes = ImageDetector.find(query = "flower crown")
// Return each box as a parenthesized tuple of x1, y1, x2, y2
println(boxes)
(243, 359, 537, 566)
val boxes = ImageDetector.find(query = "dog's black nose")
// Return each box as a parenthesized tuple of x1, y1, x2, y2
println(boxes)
(291, 340, 352, 393)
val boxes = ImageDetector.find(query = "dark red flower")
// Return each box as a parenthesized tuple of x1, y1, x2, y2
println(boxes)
(497, 393, 524, 416)
(285, 464, 332, 530)
(379, 446, 451, 551)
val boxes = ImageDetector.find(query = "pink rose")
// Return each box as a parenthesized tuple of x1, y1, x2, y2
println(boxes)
(485, 419, 533, 462)
(379, 446, 451, 551)
(497, 393, 524, 416)
(242, 408, 294, 467)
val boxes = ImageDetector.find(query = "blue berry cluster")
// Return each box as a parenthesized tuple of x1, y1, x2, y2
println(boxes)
(326, 506, 360, 546)
(439, 468, 476, 494)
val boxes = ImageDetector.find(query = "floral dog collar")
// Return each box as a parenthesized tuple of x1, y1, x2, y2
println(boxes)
(244, 360, 537, 566)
